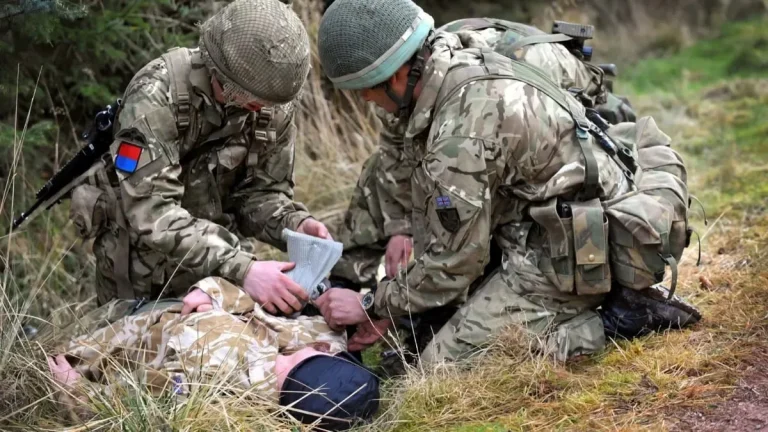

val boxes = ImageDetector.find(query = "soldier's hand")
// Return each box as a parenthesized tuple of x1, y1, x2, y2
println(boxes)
(243, 261, 308, 315)
(297, 218, 332, 240)
(348, 319, 392, 351)
(315, 288, 368, 330)
(182, 288, 213, 315)
(385, 234, 412, 279)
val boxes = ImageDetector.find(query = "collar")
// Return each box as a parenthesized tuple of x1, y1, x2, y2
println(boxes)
(188, 48, 225, 128)
(404, 32, 463, 142)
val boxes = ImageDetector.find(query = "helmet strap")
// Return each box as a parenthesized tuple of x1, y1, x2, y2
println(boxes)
(384, 43, 430, 123)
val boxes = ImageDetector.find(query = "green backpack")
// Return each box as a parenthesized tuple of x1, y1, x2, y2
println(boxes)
(433, 48, 695, 298)
(437, 17, 637, 125)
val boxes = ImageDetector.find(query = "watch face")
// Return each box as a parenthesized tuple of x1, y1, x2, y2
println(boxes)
(362, 292, 374, 309)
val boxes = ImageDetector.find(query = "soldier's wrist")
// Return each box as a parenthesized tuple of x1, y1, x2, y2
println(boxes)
(286, 211, 313, 232)
(218, 250, 256, 286)
(383, 219, 412, 238)
(361, 291, 381, 320)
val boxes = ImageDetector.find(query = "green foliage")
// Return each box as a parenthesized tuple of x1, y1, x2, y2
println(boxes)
(0, 0, 207, 129)
(618, 18, 768, 215)
(625, 19, 768, 93)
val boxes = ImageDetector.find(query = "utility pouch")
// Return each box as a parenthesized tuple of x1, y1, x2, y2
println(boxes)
(571, 198, 612, 294)
(530, 198, 611, 295)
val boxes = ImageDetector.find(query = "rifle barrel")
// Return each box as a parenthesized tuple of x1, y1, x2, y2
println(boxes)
(12, 199, 42, 230)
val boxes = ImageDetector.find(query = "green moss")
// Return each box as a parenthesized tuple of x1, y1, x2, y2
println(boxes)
(625, 19, 768, 94)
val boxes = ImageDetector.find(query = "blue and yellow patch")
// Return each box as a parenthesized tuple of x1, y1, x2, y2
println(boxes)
(436, 195, 453, 209)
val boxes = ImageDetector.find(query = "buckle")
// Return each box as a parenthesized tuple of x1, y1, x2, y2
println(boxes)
(253, 130, 268, 142)
(177, 93, 190, 112)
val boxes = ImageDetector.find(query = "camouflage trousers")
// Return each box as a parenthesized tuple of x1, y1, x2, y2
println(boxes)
(420, 262, 606, 363)
(421, 220, 607, 363)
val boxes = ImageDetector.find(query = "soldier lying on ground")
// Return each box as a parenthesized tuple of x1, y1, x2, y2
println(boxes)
(315, 0, 700, 364)
(45, 277, 380, 431)
(69, 0, 330, 317)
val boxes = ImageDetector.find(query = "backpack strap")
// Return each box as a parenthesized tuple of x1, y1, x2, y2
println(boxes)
(253, 107, 276, 143)
(484, 51, 635, 187)
(499, 33, 573, 57)
(161, 48, 192, 134)
(469, 18, 545, 37)
(433, 48, 601, 199)
(93, 156, 135, 300)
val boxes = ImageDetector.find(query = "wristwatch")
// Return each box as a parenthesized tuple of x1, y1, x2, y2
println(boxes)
(361, 291, 380, 320)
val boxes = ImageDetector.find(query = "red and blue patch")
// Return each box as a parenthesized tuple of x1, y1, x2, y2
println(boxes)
(114, 142, 143, 173)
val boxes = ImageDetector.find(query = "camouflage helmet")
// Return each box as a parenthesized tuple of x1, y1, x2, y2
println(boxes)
(199, 0, 310, 106)
(318, 0, 434, 90)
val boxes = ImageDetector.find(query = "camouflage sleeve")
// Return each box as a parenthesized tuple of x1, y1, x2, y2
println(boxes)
(111, 58, 255, 285)
(231, 110, 312, 249)
(56, 306, 166, 366)
(373, 88, 495, 317)
(520, 43, 604, 103)
(375, 107, 415, 237)
(192, 277, 255, 314)
(266, 314, 348, 354)
(161, 310, 281, 401)
(52, 306, 177, 419)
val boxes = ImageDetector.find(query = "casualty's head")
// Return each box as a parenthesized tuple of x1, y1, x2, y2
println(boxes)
(277, 348, 380, 430)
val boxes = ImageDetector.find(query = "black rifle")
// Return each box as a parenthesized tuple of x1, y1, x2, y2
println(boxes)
(12, 99, 122, 230)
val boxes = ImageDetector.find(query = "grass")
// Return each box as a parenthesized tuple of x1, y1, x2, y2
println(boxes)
(624, 18, 768, 94)
(1, 4, 768, 432)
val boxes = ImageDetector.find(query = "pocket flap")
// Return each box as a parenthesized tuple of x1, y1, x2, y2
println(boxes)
(604, 193, 667, 245)
(572, 198, 607, 265)
(212, 145, 246, 170)
(427, 182, 483, 249)
(529, 198, 569, 258)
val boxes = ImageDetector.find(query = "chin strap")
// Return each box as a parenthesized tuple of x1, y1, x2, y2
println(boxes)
(384, 42, 430, 123)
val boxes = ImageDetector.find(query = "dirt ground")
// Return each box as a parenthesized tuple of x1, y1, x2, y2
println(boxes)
(673, 347, 768, 431)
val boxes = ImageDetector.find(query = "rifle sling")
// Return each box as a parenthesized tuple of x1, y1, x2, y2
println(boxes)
(95, 157, 134, 300)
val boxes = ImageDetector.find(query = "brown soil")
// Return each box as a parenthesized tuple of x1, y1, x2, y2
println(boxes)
(672, 348, 768, 431)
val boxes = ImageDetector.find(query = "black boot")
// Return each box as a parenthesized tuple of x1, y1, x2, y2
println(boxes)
(600, 283, 702, 340)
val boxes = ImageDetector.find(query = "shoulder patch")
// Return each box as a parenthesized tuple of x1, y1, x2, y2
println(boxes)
(114, 142, 143, 173)
(435, 195, 460, 232)
(436, 195, 452, 208)
(436, 208, 461, 232)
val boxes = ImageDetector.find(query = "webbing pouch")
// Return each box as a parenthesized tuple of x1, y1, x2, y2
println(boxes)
(571, 199, 612, 294)
(530, 198, 611, 295)
(529, 198, 574, 294)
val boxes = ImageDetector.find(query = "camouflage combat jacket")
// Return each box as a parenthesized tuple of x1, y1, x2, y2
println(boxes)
(372, 32, 630, 317)
(369, 24, 606, 239)
(72, 47, 311, 300)
(54, 277, 346, 413)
